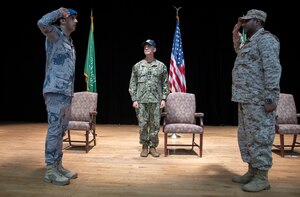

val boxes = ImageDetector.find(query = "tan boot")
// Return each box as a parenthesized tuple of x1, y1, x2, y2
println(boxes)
(149, 147, 159, 157)
(44, 164, 70, 186)
(56, 161, 78, 179)
(232, 164, 256, 184)
(140, 144, 148, 157)
(242, 170, 271, 192)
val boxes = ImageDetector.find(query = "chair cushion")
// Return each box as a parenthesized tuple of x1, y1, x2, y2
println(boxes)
(164, 123, 203, 133)
(68, 121, 91, 130)
(165, 92, 196, 124)
(276, 124, 300, 134)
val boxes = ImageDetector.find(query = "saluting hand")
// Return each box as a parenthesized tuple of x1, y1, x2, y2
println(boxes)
(59, 7, 71, 19)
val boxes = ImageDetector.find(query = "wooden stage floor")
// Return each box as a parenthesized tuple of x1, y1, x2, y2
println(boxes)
(0, 123, 299, 196)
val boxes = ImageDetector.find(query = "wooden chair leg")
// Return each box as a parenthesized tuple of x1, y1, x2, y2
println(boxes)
(164, 132, 168, 156)
(199, 133, 203, 158)
(192, 133, 195, 150)
(279, 134, 285, 157)
(291, 134, 297, 151)
(67, 130, 72, 146)
(85, 130, 89, 153)
(93, 130, 97, 146)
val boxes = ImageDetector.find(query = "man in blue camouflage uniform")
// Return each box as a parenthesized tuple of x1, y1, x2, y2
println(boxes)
(231, 9, 282, 192)
(129, 39, 170, 157)
(37, 7, 78, 185)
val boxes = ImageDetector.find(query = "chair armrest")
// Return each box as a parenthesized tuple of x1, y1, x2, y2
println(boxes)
(90, 111, 98, 116)
(89, 111, 98, 126)
(195, 112, 204, 127)
(161, 112, 167, 126)
(297, 113, 300, 118)
(195, 112, 204, 118)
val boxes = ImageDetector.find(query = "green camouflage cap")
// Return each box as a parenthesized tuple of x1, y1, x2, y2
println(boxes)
(239, 9, 267, 22)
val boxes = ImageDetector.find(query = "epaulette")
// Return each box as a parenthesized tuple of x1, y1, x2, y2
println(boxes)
(260, 30, 270, 35)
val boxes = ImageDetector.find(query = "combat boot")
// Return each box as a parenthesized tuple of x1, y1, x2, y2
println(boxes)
(56, 161, 78, 179)
(242, 170, 270, 192)
(232, 164, 256, 184)
(140, 144, 149, 157)
(44, 164, 70, 186)
(149, 147, 159, 157)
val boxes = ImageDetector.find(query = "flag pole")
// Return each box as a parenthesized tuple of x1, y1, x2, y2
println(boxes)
(168, 5, 183, 139)
(173, 6, 182, 21)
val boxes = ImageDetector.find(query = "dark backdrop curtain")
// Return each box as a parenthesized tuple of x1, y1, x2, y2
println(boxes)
(1, 0, 299, 126)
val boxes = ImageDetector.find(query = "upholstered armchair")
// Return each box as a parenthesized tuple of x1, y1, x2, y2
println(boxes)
(161, 92, 204, 157)
(63, 91, 98, 153)
(273, 93, 300, 157)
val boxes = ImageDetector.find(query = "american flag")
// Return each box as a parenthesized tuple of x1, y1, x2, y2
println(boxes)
(169, 18, 186, 93)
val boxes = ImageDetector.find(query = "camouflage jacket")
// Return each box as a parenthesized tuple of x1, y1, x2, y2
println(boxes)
(232, 28, 282, 105)
(129, 59, 170, 103)
(37, 9, 76, 97)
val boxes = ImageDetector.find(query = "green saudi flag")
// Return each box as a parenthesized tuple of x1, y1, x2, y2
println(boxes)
(84, 14, 97, 93)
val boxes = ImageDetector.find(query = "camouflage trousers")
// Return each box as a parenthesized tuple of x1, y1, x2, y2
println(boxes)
(237, 103, 276, 170)
(44, 93, 72, 165)
(136, 103, 161, 148)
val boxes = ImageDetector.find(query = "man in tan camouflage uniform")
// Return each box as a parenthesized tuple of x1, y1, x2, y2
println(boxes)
(231, 9, 282, 192)
(129, 39, 170, 157)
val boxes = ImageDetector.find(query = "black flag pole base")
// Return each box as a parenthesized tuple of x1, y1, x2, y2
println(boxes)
(168, 133, 181, 138)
